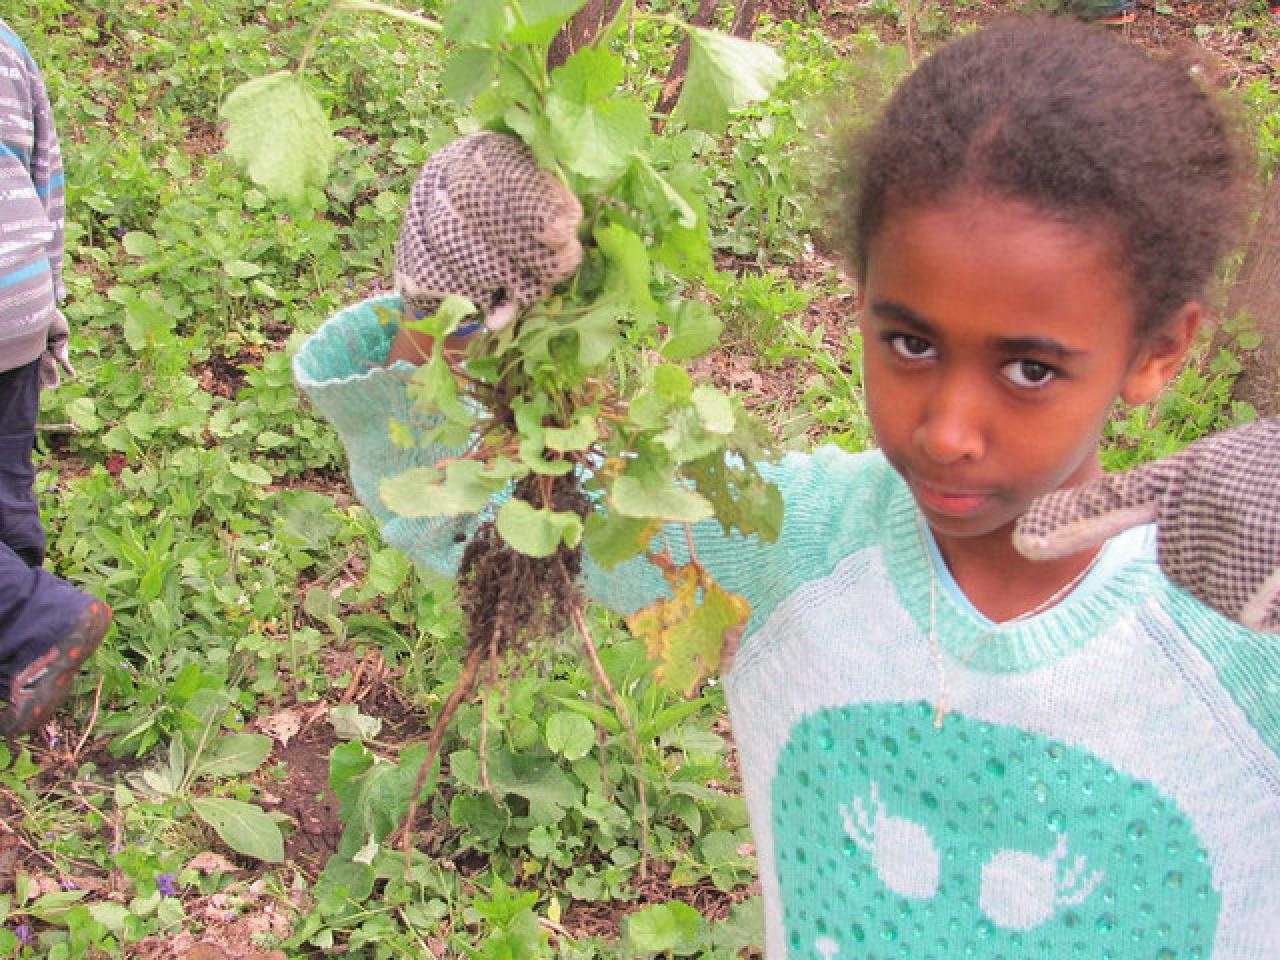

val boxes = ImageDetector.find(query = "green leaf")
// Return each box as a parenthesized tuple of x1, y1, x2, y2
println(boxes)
(313, 857, 375, 915)
(596, 223, 656, 317)
(229, 461, 272, 485)
(661, 300, 722, 361)
(549, 695, 621, 736)
(656, 406, 725, 462)
(380, 460, 511, 518)
(195, 733, 273, 779)
(222, 259, 262, 278)
(707, 896, 764, 953)
(630, 154, 697, 229)
(611, 475, 713, 523)
(408, 354, 473, 425)
(441, 48, 498, 108)
(545, 711, 595, 761)
(443, 0, 508, 43)
(688, 455, 784, 543)
(477, 746, 580, 823)
(329, 704, 383, 741)
(495, 498, 583, 557)
(548, 48, 649, 180)
(672, 28, 786, 135)
(654, 364, 694, 401)
(625, 901, 703, 953)
(122, 231, 158, 257)
(220, 72, 335, 203)
(570, 301, 621, 366)
(543, 411, 598, 452)
(192, 797, 284, 863)
(583, 511, 660, 571)
(328, 741, 429, 860)
(510, 0, 589, 45)
(692, 385, 735, 434)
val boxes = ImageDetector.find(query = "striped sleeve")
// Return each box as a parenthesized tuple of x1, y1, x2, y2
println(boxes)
(0, 18, 64, 371)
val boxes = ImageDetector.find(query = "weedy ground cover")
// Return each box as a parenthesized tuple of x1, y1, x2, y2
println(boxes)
(1, 1, 1275, 958)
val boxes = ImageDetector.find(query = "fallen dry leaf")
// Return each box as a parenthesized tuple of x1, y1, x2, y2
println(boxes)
(256, 708, 302, 747)
(185, 852, 241, 875)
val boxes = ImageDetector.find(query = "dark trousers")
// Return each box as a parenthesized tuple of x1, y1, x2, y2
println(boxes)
(0, 360, 88, 696)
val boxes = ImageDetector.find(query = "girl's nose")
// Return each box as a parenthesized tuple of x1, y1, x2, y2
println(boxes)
(914, 379, 986, 465)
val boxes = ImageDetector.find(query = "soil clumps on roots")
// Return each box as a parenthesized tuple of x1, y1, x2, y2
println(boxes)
(456, 472, 589, 655)
(400, 471, 591, 856)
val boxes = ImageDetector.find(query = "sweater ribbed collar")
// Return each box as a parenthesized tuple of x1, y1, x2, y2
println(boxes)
(880, 471, 1165, 674)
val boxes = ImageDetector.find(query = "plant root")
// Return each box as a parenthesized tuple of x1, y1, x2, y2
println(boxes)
(572, 604, 650, 879)
(401, 641, 486, 868)
(400, 473, 589, 864)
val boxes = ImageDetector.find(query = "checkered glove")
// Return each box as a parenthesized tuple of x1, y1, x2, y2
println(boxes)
(1014, 419, 1280, 633)
(38, 310, 74, 389)
(395, 132, 583, 333)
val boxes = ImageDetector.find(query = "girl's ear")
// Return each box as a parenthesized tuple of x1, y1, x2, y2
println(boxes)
(1119, 301, 1202, 406)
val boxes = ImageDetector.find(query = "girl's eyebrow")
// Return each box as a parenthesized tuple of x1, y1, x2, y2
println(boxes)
(868, 298, 1086, 361)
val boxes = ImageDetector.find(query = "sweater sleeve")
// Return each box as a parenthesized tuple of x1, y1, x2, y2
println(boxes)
(26, 37, 62, 304)
(293, 295, 475, 576)
(0, 20, 64, 370)
(295, 296, 892, 639)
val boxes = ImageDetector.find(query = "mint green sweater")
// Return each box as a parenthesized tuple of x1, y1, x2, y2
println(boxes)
(296, 297, 1280, 960)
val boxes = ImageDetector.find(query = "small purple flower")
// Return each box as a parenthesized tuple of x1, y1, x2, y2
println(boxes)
(14, 923, 33, 945)
(59, 879, 77, 891)
(155, 872, 178, 897)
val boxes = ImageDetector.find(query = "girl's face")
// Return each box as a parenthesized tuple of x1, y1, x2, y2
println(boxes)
(860, 191, 1192, 550)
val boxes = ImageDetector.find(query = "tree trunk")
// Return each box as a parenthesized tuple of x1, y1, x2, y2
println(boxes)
(729, 0, 762, 37)
(652, 0, 722, 123)
(546, 0, 628, 71)
(1225, 176, 1280, 417)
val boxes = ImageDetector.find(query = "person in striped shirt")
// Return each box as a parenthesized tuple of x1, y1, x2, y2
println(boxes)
(0, 19, 110, 738)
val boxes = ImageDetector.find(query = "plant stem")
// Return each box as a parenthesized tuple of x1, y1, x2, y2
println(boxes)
(340, 0, 443, 32)
(298, 0, 341, 75)
(401, 641, 488, 868)
(571, 603, 650, 878)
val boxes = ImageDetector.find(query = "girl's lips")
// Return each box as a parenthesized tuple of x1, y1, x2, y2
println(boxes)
(913, 480, 994, 517)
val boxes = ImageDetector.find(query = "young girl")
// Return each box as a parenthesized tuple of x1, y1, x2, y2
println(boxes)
(296, 17, 1278, 958)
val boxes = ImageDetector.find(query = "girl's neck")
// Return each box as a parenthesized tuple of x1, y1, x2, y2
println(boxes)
(930, 521, 1102, 623)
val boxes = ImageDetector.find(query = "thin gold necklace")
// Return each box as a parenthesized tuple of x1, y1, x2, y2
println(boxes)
(919, 517, 1103, 729)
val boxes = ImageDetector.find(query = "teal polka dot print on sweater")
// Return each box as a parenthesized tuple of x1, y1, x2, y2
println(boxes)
(773, 703, 1218, 958)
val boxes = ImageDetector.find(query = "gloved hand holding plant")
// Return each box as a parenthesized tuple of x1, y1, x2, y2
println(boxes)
(1015, 419, 1280, 632)
(392, 131, 583, 357)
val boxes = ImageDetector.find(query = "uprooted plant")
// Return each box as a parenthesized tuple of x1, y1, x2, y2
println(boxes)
(222, 0, 788, 871)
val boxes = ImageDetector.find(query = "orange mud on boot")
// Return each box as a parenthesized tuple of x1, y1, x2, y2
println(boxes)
(0, 600, 111, 738)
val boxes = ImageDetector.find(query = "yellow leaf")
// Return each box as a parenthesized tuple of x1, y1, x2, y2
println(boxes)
(627, 562, 751, 695)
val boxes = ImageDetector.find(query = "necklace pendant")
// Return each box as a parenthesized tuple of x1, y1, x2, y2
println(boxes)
(932, 702, 947, 730)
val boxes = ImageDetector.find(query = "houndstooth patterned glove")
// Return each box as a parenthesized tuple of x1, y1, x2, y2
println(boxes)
(1014, 419, 1280, 633)
(395, 132, 583, 333)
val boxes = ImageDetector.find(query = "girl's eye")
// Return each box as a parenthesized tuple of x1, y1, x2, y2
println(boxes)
(888, 334, 936, 360)
(1003, 359, 1056, 388)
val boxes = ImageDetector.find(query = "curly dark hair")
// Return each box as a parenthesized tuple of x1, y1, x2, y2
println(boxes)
(837, 16, 1252, 341)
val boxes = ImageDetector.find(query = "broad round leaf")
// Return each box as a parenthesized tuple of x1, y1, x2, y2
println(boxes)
(671, 28, 787, 135)
(495, 498, 583, 557)
(625, 901, 704, 952)
(545, 711, 595, 760)
(220, 72, 335, 204)
(611, 476, 714, 522)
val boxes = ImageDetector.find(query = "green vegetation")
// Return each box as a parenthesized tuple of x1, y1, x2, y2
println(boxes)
(2, 1, 1275, 957)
